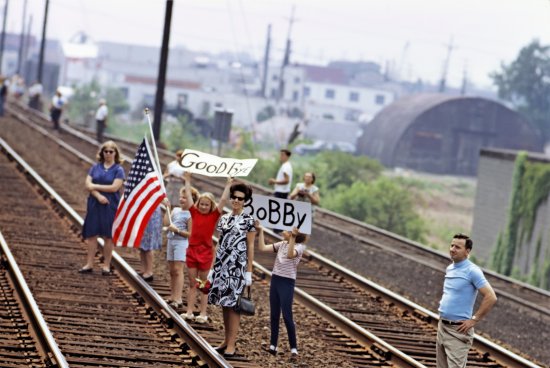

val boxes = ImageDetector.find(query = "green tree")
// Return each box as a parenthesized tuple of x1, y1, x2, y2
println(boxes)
(68, 79, 101, 124)
(105, 87, 129, 114)
(311, 151, 383, 191)
(491, 40, 550, 141)
(256, 105, 276, 122)
(324, 177, 426, 242)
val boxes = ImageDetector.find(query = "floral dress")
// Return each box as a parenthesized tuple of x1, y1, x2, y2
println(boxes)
(208, 213, 255, 307)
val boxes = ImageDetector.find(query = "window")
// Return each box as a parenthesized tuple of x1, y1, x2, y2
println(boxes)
(272, 74, 278, 81)
(271, 88, 278, 98)
(375, 94, 385, 105)
(294, 76, 301, 84)
(325, 89, 335, 99)
(303, 86, 310, 97)
(349, 92, 359, 102)
(292, 90, 299, 101)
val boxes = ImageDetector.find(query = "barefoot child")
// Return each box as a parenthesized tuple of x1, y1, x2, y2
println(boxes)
(256, 222, 307, 360)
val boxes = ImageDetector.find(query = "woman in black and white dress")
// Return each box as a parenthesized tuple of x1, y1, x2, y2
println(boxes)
(208, 182, 256, 358)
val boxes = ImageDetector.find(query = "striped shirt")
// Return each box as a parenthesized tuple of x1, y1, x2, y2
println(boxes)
(272, 241, 305, 280)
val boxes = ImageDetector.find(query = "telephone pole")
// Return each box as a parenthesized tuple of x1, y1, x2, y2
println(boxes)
(153, 0, 173, 142)
(438, 37, 454, 93)
(16, 0, 28, 74)
(37, 0, 49, 83)
(0, 0, 8, 74)
(260, 24, 271, 98)
(278, 6, 296, 101)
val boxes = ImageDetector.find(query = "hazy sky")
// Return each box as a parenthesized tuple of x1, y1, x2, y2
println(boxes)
(9, 0, 550, 89)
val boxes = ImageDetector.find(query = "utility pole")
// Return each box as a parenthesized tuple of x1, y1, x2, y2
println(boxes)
(37, 0, 49, 83)
(278, 5, 296, 102)
(22, 14, 31, 79)
(438, 37, 454, 93)
(16, 0, 28, 74)
(0, 0, 9, 74)
(460, 61, 468, 95)
(152, 0, 173, 142)
(260, 24, 271, 98)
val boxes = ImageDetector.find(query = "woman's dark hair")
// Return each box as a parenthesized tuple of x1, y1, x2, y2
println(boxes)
(230, 182, 253, 201)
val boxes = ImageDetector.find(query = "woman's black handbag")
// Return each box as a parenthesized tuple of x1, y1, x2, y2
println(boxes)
(234, 286, 255, 316)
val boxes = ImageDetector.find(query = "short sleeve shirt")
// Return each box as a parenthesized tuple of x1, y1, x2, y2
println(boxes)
(95, 105, 108, 120)
(188, 206, 221, 249)
(438, 259, 488, 321)
(274, 161, 293, 193)
(272, 241, 305, 280)
(167, 207, 191, 240)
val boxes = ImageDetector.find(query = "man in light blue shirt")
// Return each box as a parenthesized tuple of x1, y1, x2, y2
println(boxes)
(437, 234, 497, 368)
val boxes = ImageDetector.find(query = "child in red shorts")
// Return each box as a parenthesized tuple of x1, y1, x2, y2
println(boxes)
(181, 172, 232, 323)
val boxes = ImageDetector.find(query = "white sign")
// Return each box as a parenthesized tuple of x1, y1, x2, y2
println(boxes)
(180, 149, 257, 177)
(244, 194, 312, 234)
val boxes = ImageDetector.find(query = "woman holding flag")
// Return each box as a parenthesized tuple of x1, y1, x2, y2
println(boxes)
(79, 141, 125, 275)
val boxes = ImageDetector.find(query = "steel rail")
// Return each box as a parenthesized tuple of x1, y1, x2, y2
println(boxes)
(0, 137, 232, 368)
(306, 249, 542, 368)
(8, 101, 547, 366)
(0, 231, 69, 368)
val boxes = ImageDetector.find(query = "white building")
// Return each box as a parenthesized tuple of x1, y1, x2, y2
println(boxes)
(264, 64, 394, 123)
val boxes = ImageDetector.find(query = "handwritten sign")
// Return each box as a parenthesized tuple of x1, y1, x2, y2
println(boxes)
(180, 149, 257, 177)
(244, 194, 312, 234)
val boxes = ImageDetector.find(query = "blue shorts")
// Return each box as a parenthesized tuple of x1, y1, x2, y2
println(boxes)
(167, 239, 188, 262)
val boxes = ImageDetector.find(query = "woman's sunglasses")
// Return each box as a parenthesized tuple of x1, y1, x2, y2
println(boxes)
(230, 195, 245, 201)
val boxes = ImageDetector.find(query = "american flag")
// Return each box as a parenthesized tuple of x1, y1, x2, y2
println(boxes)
(112, 138, 166, 247)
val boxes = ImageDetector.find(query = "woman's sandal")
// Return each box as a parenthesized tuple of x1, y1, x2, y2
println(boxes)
(214, 345, 227, 353)
(195, 315, 208, 324)
(169, 301, 183, 309)
(181, 312, 195, 321)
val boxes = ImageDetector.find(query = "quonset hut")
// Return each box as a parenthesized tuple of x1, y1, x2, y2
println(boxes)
(356, 94, 543, 175)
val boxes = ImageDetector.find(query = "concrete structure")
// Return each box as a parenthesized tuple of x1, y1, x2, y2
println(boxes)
(357, 94, 543, 175)
(472, 148, 550, 286)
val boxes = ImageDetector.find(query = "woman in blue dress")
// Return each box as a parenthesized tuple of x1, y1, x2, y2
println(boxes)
(79, 141, 125, 275)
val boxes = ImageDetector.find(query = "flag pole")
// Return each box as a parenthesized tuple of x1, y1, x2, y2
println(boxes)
(144, 107, 166, 194)
(144, 107, 173, 228)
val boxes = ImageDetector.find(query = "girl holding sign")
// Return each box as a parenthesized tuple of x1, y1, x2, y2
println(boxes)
(181, 172, 232, 323)
(256, 222, 307, 361)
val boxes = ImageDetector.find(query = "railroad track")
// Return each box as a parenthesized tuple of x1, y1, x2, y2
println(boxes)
(0, 230, 66, 368)
(3, 101, 546, 367)
(0, 138, 231, 367)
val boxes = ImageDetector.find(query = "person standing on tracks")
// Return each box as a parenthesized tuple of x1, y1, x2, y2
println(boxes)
(289, 171, 320, 207)
(50, 90, 65, 130)
(79, 141, 125, 275)
(256, 222, 306, 362)
(269, 149, 293, 199)
(95, 98, 108, 143)
(208, 181, 256, 358)
(0, 76, 7, 117)
(163, 186, 198, 308)
(436, 233, 497, 368)
(181, 172, 232, 324)
(163, 149, 186, 207)
(28, 80, 43, 111)
(137, 198, 168, 282)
